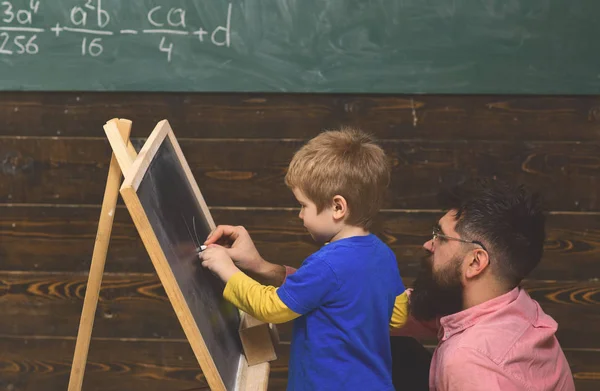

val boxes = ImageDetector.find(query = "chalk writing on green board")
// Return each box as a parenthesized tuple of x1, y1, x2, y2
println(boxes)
(1, 0, 600, 93)
(0, 0, 231, 62)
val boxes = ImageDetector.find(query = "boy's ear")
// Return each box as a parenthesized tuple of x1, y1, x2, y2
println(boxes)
(332, 195, 348, 220)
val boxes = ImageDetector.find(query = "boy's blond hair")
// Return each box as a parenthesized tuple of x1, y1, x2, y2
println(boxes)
(285, 127, 390, 229)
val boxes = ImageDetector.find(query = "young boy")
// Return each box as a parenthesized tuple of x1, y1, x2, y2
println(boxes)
(200, 128, 408, 391)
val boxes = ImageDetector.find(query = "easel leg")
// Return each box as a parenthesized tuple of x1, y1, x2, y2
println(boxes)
(67, 119, 134, 391)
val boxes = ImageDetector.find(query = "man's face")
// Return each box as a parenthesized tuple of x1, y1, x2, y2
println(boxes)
(410, 211, 467, 321)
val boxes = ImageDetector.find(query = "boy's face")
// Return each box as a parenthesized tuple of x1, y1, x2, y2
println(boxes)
(292, 187, 338, 244)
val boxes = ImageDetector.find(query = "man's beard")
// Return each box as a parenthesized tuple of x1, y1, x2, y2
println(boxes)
(410, 252, 464, 321)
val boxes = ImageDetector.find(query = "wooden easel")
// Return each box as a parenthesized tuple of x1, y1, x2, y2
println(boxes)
(67, 119, 275, 391)
(67, 118, 136, 391)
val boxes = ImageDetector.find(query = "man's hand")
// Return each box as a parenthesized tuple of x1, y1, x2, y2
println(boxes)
(204, 225, 266, 274)
(199, 245, 240, 283)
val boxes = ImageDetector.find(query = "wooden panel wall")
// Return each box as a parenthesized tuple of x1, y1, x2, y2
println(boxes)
(0, 93, 599, 391)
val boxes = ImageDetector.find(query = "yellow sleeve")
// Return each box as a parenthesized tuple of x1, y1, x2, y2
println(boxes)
(224, 271, 301, 324)
(390, 291, 409, 329)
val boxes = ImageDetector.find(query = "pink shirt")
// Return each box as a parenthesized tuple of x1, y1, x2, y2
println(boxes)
(286, 267, 574, 390)
(428, 287, 574, 391)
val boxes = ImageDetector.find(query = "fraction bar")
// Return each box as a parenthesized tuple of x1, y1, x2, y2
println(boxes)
(142, 29, 189, 35)
(0, 26, 45, 32)
(63, 27, 114, 36)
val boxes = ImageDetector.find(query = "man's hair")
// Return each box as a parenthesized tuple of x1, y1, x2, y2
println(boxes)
(439, 178, 546, 287)
(285, 127, 390, 229)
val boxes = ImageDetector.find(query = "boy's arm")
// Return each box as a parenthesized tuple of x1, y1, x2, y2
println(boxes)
(285, 267, 416, 331)
(225, 256, 334, 324)
(389, 291, 409, 329)
(203, 224, 288, 286)
(389, 289, 439, 340)
(282, 265, 297, 280)
(284, 267, 439, 339)
(224, 272, 300, 324)
(249, 262, 288, 287)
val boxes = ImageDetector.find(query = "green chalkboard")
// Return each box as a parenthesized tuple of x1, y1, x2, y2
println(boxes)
(0, 0, 598, 94)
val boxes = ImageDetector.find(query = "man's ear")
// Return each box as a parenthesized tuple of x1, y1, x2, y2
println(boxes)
(465, 249, 490, 279)
(332, 195, 348, 220)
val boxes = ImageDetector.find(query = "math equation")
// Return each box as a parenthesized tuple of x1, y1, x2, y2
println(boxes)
(0, 0, 233, 62)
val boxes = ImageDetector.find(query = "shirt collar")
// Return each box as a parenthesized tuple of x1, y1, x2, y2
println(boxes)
(438, 287, 521, 341)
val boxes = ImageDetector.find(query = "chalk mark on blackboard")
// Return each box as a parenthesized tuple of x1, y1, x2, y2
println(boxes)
(182, 214, 201, 250)
(0, 26, 44, 33)
(193, 216, 201, 250)
(64, 26, 114, 36)
(142, 29, 189, 35)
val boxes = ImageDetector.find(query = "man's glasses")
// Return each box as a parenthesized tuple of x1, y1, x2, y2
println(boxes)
(432, 225, 488, 253)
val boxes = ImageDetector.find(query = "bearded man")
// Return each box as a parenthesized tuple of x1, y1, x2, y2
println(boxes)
(391, 178, 575, 390)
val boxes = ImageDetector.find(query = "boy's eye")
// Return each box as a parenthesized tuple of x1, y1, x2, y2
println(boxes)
(437, 235, 448, 243)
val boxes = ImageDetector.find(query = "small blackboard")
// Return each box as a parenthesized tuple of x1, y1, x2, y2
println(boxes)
(118, 120, 270, 391)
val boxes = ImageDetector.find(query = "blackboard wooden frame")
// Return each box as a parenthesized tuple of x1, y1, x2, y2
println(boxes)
(111, 119, 272, 391)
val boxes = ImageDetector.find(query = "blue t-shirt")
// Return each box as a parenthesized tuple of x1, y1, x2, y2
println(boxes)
(277, 234, 405, 391)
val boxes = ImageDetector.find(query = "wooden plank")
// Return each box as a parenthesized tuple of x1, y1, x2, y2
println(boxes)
(1, 92, 599, 141)
(523, 281, 600, 351)
(1, 272, 599, 349)
(565, 350, 600, 391)
(1, 207, 599, 281)
(0, 205, 148, 273)
(0, 336, 595, 391)
(0, 138, 599, 210)
(0, 337, 289, 391)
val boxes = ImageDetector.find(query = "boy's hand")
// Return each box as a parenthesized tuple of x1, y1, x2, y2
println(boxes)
(199, 245, 240, 282)
(204, 225, 266, 274)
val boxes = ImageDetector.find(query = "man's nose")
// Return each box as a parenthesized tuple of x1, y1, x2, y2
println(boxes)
(423, 239, 434, 252)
